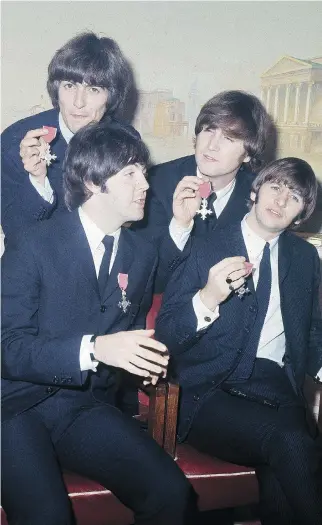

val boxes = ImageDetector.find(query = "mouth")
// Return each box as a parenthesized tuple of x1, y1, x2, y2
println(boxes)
(71, 114, 89, 119)
(134, 198, 146, 208)
(203, 154, 218, 162)
(266, 207, 282, 218)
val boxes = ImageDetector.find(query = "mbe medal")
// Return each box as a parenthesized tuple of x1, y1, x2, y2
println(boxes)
(39, 126, 58, 166)
(196, 181, 213, 220)
(117, 273, 131, 313)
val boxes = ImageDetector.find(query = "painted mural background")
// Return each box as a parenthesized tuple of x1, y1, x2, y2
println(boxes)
(2, 1, 322, 230)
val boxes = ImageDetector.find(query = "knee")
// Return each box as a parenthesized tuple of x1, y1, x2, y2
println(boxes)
(2, 496, 73, 525)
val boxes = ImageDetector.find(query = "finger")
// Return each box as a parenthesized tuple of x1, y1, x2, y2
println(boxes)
(226, 268, 248, 283)
(174, 182, 201, 199)
(124, 363, 150, 378)
(21, 146, 41, 159)
(24, 157, 43, 173)
(20, 138, 41, 152)
(130, 355, 166, 375)
(136, 347, 169, 366)
(24, 128, 49, 140)
(175, 189, 201, 203)
(228, 277, 246, 292)
(137, 337, 168, 354)
(210, 257, 246, 275)
(221, 261, 250, 278)
(131, 329, 155, 337)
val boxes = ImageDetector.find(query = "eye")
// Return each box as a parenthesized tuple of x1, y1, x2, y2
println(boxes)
(270, 184, 280, 192)
(291, 193, 300, 203)
(89, 86, 101, 94)
(223, 135, 234, 143)
(63, 82, 74, 90)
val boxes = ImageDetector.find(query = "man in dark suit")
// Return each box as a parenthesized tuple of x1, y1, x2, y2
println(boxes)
(134, 91, 273, 291)
(1, 121, 193, 525)
(1, 32, 138, 239)
(156, 158, 322, 524)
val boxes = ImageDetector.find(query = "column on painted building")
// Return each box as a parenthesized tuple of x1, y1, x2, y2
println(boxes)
(305, 82, 313, 124)
(273, 85, 280, 122)
(294, 83, 302, 123)
(283, 83, 291, 123)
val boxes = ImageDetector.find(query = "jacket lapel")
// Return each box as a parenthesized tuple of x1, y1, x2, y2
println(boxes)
(214, 167, 253, 229)
(278, 231, 292, 285)
(101, 228, 135, 303)
(58, 211, 99, 295)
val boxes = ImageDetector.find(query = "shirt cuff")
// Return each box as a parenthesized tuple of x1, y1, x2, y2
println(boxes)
(80, 335, 98, 372)
(169, 217, 194, 251)
(193, 291, 220, 331)
(315, 367, 322, 382)
(29, 174, 54, 203)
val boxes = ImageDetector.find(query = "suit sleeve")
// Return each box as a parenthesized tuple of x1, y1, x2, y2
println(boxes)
(133, 166, 191, 292)
(1, 234, 87, 387)
(1, 128, 57, 238)
(306, 251, 322, 381)
(155, 241, 210, 355)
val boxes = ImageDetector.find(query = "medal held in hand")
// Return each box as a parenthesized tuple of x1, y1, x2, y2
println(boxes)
(227, 262, 253, 300)
(38, 126, 57, 166)
(196, 181, 213, 220)
(117, 273, 131, 313)
(236, 262, 253, 299)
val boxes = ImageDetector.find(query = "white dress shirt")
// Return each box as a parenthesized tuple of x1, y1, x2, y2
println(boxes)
(78, 207, 121, 372)
(29, 113, 72, 203)
(169, 168, 236, 251)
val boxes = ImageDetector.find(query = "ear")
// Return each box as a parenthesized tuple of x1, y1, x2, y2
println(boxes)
(250, 191, 256, 203)
(84, 181, 101, 194)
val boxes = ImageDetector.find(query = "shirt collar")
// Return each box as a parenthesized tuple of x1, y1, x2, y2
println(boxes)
(196, 168, 236, 198)
(78, 207, 121, 252)
(59, 113, 74, 144)
(241, 214, 280, 254)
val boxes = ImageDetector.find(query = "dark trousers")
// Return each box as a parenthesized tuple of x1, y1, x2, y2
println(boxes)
(187, 360, 322, 525)
(2, 393, 194, 525)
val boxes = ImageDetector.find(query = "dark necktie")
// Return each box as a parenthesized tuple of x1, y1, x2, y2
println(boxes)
(97, 235, 114, 298)
(229, 242, 272, 381)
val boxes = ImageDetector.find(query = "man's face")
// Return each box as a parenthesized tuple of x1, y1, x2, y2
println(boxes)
(250, 180, 305, 236)
(195, 127, 250, 181)
(103, 164, 149, 224)
(58, 81, 108, 133)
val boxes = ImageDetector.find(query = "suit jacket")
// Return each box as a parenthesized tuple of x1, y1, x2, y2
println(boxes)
(1, 210, 158, 421)
(1, 109, 139, 239)
(133, 155, 255, 291)
(155, 223, 322, 440)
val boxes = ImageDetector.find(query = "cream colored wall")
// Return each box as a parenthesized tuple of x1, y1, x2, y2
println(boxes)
(2, 0, 322, 175)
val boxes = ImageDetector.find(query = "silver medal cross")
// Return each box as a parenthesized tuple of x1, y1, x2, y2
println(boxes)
(118, 289, 131, 313)
(39, 144, 57, 167)
(196, 198, 213, 221)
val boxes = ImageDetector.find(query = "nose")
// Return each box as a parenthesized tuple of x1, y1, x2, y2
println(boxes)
(137, 172, 149, 191)
(73, 86, 86, 109)
(275, 190, 288, 208)
(208, 130, 220, 151)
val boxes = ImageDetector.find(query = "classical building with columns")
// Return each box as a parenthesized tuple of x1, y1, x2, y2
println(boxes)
(261, 56, 322, 156)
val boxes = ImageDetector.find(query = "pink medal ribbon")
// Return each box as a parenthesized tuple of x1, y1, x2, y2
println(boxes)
(196, 181, 213, 220)
(117, 273, 131, 313)
(235, 262, 254, 299)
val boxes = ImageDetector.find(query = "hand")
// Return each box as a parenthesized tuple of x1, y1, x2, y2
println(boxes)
(94, 329, 169, 382)
(200, 257, 248, 310)
(172, 176, 205, 228)
(19, 128, 49, 184)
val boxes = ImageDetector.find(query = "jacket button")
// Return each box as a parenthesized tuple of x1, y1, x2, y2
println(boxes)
(193, 394, 200, 401)
(53, 376, 59, 384)
(100, 305, 106, 313)
(249, 305, 256, 313)
(244, 327, 250, 333)
(46, 387, 53, 394)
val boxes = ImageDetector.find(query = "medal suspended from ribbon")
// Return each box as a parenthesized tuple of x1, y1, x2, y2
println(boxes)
(38, 126, 57, 166)
(117, 273, 131, 313)
(196, 181, 213, 220)
(227, 262, 254, 300)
